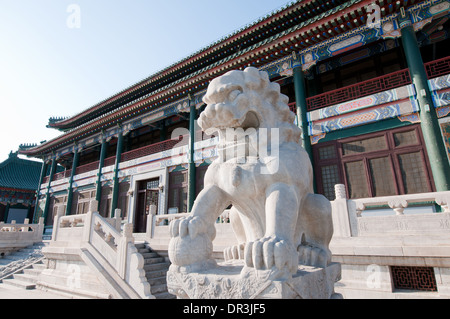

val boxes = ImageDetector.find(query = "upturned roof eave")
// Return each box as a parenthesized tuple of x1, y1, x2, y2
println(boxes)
(45, 0, 329, 130)
(23, 0, 398, 157)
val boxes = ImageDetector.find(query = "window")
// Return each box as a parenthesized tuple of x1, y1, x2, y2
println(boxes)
(118, 182, 130, 218)
(168, 170, 188, 214)
(100, 186, 112, 218)
(48, 196, 67, 226)
(76, 190, 96, 215)
(313, 125, 434, 200)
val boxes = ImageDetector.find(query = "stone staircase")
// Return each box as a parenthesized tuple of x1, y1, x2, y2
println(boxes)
(0, 241, 175, 299)
(135, 243, 175, 299)
(0, 242, 46, 290)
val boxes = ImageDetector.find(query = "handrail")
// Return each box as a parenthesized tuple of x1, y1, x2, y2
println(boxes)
(424, 55, 450, 79)
(50, 201, 152, 298)
(306, 68, 411, 111)
(331, 184, 450, 238)
(0, 218, 45, 244)
(120, 135, 188, 163)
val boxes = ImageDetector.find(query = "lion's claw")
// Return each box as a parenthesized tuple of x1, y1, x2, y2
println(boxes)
(244, 237, 297, 274)
(169, 215, 215, 241)
(224, 243, 245, 261)
(297, 244, 331, 268)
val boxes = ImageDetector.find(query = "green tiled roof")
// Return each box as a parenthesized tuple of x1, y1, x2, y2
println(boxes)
(0, 152, 42, 191)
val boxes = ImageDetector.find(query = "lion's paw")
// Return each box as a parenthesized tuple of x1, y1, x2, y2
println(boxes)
(169, 215, 214, 240)
(297, 244, 331, 268)
(168, 216, 216, 269)
(224, 243, 245, 261)
(244, 237, 298, 274)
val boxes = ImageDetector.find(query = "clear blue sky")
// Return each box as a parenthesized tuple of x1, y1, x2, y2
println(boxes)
(0, 0, 291, 162)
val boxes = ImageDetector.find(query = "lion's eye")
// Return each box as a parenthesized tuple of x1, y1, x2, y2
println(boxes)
(228, 89, 242, 102)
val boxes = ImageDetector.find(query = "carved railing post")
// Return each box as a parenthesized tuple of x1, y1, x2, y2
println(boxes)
(146, 205, 157, 239)
(117, 223, 133, 279)
(114, 208, 122, 232)
(435, 193, 450, 213)
(388, 198, 408, 215)
(83, 199, 98, 242)
(334, 184, 347, 200)
(22, 218, 29, 232)
(331, 184, 352, 238)
(52, 205, 66, 241)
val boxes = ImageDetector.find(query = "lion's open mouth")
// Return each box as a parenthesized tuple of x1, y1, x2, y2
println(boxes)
(200, 109, 261, 135)
(211, 111, 261, 162)
(239, 111, 260, 130)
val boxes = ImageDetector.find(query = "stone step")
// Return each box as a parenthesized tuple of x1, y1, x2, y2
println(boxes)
(31, 262, 46, 270)
(141, 252, 159, 259)
(146, 268, 169, 279)
(10, 273, 38, 284)
(147, 276, 167, 286)
(153, 291, 177, 299)
(144, 262, 170, 272)
(23, 268, 42, 276)
(2, 277, 36, 290)
(137, 247, 151, 254)
(144, 257, 165, 265)
(150, 283, 168, 294)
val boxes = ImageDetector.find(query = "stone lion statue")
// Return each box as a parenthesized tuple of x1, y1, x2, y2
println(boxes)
(168, 67, 333, 279)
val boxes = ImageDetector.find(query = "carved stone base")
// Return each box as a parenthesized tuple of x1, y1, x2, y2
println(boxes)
(167, 261, 342, 299)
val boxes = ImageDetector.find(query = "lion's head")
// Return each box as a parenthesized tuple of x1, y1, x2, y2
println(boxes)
(199, 67, 301, 146)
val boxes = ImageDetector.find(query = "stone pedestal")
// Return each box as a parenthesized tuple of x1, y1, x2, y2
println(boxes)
(167, 261, 342, 299)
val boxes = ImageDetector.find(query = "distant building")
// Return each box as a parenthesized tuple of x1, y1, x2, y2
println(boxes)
(0, 152, 42, 223)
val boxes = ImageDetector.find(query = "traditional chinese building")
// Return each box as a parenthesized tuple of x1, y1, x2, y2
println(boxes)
(19, 0, 450, 236)
(0, 152, 43, 223)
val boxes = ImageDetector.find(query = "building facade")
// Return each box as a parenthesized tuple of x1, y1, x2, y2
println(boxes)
(19, 0, 450, 239)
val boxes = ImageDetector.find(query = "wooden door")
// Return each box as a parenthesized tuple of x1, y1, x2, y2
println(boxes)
(134, 178, 159, 233)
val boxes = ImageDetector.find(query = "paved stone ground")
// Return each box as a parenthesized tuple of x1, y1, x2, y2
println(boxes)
(0, 285, 70, 299)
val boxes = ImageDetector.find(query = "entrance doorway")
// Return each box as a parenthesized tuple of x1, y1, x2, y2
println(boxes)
(134, 178, 159, 233)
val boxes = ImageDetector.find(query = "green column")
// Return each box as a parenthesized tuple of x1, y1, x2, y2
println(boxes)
(111, 129, 124, 217)
(160, 124, 167, 142)
(4, 203, 10, 222)
(95, 138, 108, 210)
(188, 96, 197, 212)
(401, 25, 450, 191)
(65, 147, 79, 216)
(293, 66, 313, 161)
(32, 160, 48, 223)
(42, 158, 57, 225)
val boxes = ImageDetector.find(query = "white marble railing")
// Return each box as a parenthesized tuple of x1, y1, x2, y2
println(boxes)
(0, 218, 44, 245)
(50, 201, 152, 299)
(331, 184, 450, 238)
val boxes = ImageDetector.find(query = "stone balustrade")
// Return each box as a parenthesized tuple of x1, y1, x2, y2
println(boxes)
(0, 218, 44, 253)
(330, 184, 450, 298)
(331, 184, 450, 238)
(43, 200, 153, 299)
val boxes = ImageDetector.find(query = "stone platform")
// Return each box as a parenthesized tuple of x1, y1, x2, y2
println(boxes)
(167, 261, 342, 299)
